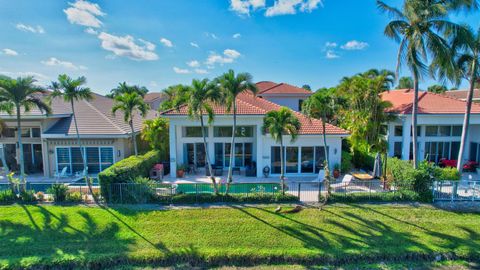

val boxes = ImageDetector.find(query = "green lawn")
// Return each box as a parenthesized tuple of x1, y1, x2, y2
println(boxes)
(0, 204, 479, 269)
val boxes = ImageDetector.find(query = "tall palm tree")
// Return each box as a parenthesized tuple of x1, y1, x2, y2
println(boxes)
(302, 90, 335, 178)
(453, 26, 480, 170)
(377, 0, 464, 168)
(50, 75, 93, 178)
(262, 107, 301, 194)
(396, 76, 414, 89)
(107, 82, 149, 98)
(180, 79, 222, 193)
(216, 70, 258, 193)
(0, 76, 51, 182)
(112, 92, 149, 156)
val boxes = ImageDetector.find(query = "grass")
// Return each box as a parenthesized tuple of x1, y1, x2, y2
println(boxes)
(0, 204, 479, 269)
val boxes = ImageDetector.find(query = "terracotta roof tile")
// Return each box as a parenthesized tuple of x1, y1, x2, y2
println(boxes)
(381, 89, 480, 114)
(258, 82, 312, 95)
(162, 91, 348, 135)
(444, 89, 480, 100)
(144, 92, 166, 102)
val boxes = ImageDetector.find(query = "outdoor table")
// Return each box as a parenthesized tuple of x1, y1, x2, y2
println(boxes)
(352, 173, 374, 181)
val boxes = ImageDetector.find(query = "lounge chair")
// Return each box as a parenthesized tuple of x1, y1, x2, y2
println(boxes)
(55, 167, 68, 179)
(330, 174, 353, 189)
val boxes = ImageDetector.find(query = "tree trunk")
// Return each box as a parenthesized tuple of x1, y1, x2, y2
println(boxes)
(322, 116, 330, 198)
(71, 100, 93, 198)
(130, 119, 138, 156)
(225, 100, 237, 195)
(200, 116, 218, 194)
(16, 104, 26, 190)
(280, 138, 285, 195)
(412, 75, 419, 169)
(457, 60, 477, 171)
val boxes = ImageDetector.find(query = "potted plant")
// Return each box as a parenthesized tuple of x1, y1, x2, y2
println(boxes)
(333, 163, 340, 178)
(176, 164, 187, 178)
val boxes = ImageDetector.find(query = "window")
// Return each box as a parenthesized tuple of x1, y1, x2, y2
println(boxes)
(301, 147, 314, 173)
(234, 143, 244, 167)
(56, 147, 114, 175)
(286, 147, 298, 173)
(426, 126, 438, 136)
(183, 127, 208, 137)
(424, 141, 460, 163)
(298, 100, 304, 111)
(394, 126, 403, 136)
(213, 126, 253, 137)
(271, 146, 282, 174)
(4, 128, 15, 137)
(184, 143, 206, 167)
(439, 126, 451, 136)
(410, 126, 421, 137)
(315, 146, 327, 173)
(32, 128, 41, 137)
(21, 128, 31, 138)
(393, 142, 402, 158)
(450, 142, 460, 160)
(244, 143, 253, 166)
(452, 126, 462, 136)
(470, 142, 479, 162)
(214, 142, 252, 167)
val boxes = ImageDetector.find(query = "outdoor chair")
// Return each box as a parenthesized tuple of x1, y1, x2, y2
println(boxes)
(330, 174, 353, 189)
(55, 167, 68, 179)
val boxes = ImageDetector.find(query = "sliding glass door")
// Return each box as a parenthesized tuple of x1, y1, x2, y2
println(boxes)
(271, 146, 328, 174)
(214, 142, 252, 167)
(56, 147, 114, 175)
(184, 143, 206, 168)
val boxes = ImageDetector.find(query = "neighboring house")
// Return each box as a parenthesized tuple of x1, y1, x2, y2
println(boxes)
(382, 89, 480, 164)
(0, 93, 157, 177)
(444, 89, 480, 103)
(256, 81, 312, 111)
(144, 92, 166, 111)
(161, 82, 348, 179)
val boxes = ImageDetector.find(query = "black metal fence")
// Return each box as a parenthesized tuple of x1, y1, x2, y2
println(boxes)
(432, 180, 480, 201)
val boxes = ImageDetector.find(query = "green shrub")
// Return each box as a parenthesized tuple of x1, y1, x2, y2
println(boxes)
(352, 147, 375, 170)
(168, 193, 299, 204)
(434, 166, 461, 181)
(386, 158, 433, 202)
(47, 184, 69, 202)
(19, 190, 37, 203)
(341, 150, 353, 173)
(328, 190, 420, 203)
(0, 189, 16, 204)
(66, 192, 83, 203)
(99, 150, 161, 201)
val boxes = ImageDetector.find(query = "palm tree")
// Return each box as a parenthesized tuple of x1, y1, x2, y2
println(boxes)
(179, 79, 222, 193)
(107, 82, 148, 98)
(50, 75, 93, 179)
(454, 26, 480, 170)
(159, 84, 188, 111)
(262, 107, 301, 194)
(396, 76, 413, 89)
(0, 76, 51, 182)
(112, 92, 149, 156)
(141, 118, 169, 153)
(216, 70, 258, 193)
(377, 0, 463, 168)
(302, 90, 335, 178)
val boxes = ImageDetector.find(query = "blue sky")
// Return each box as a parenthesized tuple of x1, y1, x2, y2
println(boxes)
(0, 0, 478, 94)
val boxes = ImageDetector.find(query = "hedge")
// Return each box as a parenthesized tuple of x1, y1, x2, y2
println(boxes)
(98, 150, 161, 200)
(328, 190, 420, 203)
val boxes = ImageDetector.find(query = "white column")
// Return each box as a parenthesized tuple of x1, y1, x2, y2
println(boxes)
(401, 117, 411, 160)
(256, 125, 263, 177)
(207, 125, 215, 165)
(169, 122, 177, 178)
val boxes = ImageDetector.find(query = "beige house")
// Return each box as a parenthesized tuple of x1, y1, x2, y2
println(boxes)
(0, 93, 157, 178)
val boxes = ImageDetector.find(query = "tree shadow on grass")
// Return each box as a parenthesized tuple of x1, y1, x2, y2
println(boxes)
(0, 205, 135, 269)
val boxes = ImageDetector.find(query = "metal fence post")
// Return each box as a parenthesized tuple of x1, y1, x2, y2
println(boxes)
(297, 182, 301, 199)
(195, 183, 198, 204)
(318, 181, 322, 202)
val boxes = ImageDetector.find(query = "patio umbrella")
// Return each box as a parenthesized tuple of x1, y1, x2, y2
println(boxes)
(373, 152, 382, 178)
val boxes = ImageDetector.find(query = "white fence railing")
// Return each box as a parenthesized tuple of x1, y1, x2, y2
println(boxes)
(432, 181, 480, 201)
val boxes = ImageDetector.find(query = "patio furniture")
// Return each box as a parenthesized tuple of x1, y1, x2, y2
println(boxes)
(232, 167, 241, 175)
(55, 167, 68, 179)
(245, 161, 256, 177)
(352, 173, 374, 181)
(187, 163, 196, 174)
(330, 174, 353, 189)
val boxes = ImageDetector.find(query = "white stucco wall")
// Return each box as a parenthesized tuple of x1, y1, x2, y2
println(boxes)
(167, 115, 345, 178)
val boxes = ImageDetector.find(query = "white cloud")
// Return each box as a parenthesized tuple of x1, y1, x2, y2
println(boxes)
(230, 0, 266, 15)
(265, 0, 322, 17)
(233, 33, 242, 39)
(326, 50, 339, 59)
(325, 42, 337, 48)
(223, 49, 241, 59)
(98, 32, 158, 61)
(205, 32, 219, 39)
(190, 42, 199, 48)
(160, 38, 173, 48)
(64, 0, 105, 28)
(187, 60, 200, 68)
(150, 81, 158, 87)
(173, 67, 190, 74)
(205, 49, 241, 67)
(84, 27, 98, 35)
(195, 69, 208, 74)
(1, 48, 18, 56)
(341, 40, 369, 50)
(0, 71, 49, 85)
(41, 57, 87, 70)
(16, 23, 45, 34)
